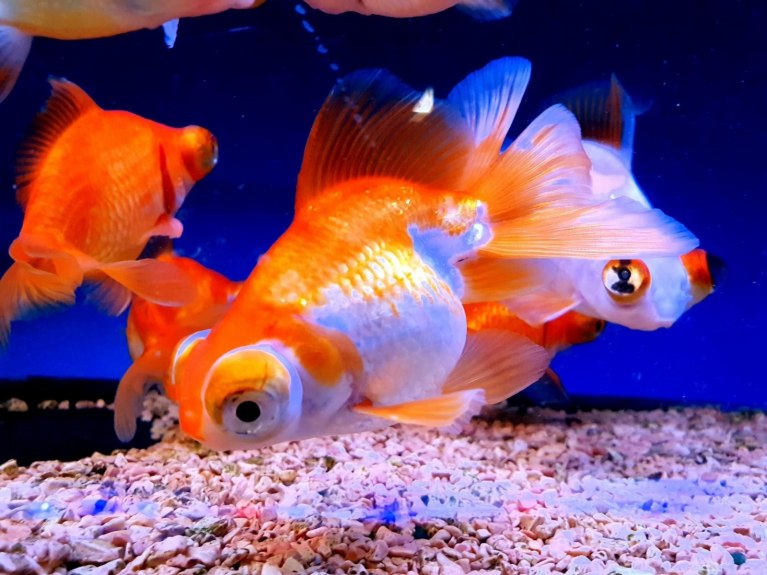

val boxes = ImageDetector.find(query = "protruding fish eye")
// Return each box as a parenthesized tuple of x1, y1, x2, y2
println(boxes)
(602, 259, 651, 304)
(205, 346, 299, 441)
(169, 329, 211, 389)
(180, 126, 219, 181)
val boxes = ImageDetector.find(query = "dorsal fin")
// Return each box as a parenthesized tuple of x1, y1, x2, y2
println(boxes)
(16, 78, 100, 208)
(557, 75, 636, 168)
(295, 69, 476, 210)
(447, 57, 531, 180)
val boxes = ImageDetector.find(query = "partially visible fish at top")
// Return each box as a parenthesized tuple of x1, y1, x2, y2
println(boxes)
(114, 243, 242, 443)
(303, 0, 516, 19)
(0, 0, 268, 104)
(165, 57, 698, 451)
(467, 76, 723, 331)
(0, 78, 219, 345)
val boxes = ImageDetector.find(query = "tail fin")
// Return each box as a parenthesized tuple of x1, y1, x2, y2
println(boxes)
(457, 0, 517, 20)
(0, 260, 79, 345)
(0, 26, 31, 105)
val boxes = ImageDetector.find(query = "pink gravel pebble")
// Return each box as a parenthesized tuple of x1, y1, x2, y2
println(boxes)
(0, 406, 765, 574)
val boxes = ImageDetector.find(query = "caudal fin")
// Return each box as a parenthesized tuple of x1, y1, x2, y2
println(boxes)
(0, 260, 79, 346)
(0, 26, 31, 104)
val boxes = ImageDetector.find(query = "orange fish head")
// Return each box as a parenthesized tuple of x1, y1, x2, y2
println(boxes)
(681, 249, 724, 306)
(170, 333, 303, 450)
(179, 126, 219, 182)
(555, 311, 607, 346)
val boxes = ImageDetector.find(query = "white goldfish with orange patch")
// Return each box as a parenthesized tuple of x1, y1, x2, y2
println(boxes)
(163, 57, 697, 451)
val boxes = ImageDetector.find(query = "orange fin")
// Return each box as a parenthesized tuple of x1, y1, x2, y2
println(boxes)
(557, 74, 637, 167)
(472, 105, 698, 259)
(458, 256, 552, 303)
(352, 389, 486, 432)
(114, 350, 168, 442)
(0, 26, 31, 105)
(502, 291, 581, 327)
(514, 367, 572, 408)
(0, 237, 84, 346)
(91, 259, 196, 312)
(295, 68, 475, 209)
(443, 329, 550, 406)
(447, 57, 531, 178)
(16, 78, 100, 208)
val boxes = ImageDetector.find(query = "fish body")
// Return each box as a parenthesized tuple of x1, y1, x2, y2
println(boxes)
(464, 301, 605, 356)
(496, 76, 721, 330)
(2, 0, 260, 39)
(0, 79, 218, 344)
(114, 250, 242, 442)
(303, 0, 515, 19)
(0, 0, 264, 103)
(164, 57, 698, 451)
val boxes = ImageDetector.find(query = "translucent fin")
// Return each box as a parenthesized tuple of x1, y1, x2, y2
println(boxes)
(16, 78, 99, 208)
(352, 389, 486, 430)
(162, 19, 179, 49)
(91, 259, 196, 311)
(458, 257, 550, 303)
(447, 57, 531, 180)
(114, 350, 167, 442)
(501, 292, 580, 327)
(86, 275, 132, 315)
(474, 105, 699, 259)
(295, 68, 475, 209)
(0, 26, 31, 105)
(457, 0, 517, 20)
(515, 368, 572, 408)
(557, 74, 637, 168)
(442, 329, 549, 405)
(0, 236, 84, 346)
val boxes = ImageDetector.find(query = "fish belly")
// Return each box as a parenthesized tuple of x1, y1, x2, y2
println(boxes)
(310, 257, 467, 407)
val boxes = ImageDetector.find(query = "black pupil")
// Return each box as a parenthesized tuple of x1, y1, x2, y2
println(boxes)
(235, 401, 261, 423)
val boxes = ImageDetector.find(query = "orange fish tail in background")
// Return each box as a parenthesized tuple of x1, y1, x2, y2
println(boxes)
(114, 251, 242, 442)
(0, 78, 219, 346)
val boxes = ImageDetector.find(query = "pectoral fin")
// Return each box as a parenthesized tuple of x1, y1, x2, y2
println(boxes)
(162, 19, 179, 49)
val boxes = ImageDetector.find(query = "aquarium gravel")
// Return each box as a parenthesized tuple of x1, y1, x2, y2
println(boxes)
(0, 401, 765, 575)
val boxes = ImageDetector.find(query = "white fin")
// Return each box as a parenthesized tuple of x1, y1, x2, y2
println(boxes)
(457, 0, 517, 20)
(163, 19, 179, 49)
(0, 25, 31, 104)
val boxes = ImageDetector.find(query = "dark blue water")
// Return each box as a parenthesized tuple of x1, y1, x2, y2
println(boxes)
(0, 0, 763, 408)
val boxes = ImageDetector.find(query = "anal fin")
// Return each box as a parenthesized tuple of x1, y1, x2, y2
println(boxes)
(352, 389, 486, 433)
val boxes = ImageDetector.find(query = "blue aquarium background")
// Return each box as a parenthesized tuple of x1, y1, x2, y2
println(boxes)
(0, 0, 762, 408)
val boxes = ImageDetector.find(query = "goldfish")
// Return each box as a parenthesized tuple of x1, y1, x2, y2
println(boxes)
(165, 56, 697, 451)
(0, 78, 219, 345)
(476, 75, 722, 330)
(114, 245, 242, 442)
(0, 0, 267, 104)
(303, 0, 515, 19)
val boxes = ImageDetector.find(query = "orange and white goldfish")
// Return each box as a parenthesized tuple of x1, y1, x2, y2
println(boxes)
(165, 56, 697, 451)
(114, 247, 242, 442)
(0, 78, 218, 345)
(304, 0, 515, 19)
(485, 76, 722, 330)
(0, 0, 266, 104)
